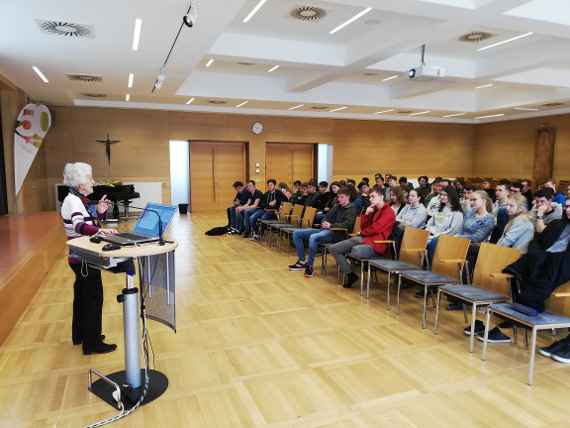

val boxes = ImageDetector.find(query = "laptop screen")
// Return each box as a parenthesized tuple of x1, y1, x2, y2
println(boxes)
(133, 202, 177, 237)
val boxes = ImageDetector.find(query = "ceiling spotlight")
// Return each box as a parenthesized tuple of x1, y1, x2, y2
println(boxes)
(152, 72, 166, 92)
(289, 104, 304, 110)
(205, 58, 214, 67)
(186, 97, 195, 104)
(183, 3, 197, 28)
(267, 65, 280, 73)
(475, 83, 494, 89)
(442, 112, 466, 118)
(375, 109, 394, 114)
(330, 106, 348, 112)
(382, 75, 399, 82)
(236, 100, 248, 108)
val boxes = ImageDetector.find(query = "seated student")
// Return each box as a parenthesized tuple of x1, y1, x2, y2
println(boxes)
(228, 182, 252, 234)
(389, 186, 406, 216)
(521, 179, 534, 210)
(477, 198, 570, 349)
(494, 181, 510, 212)
(374, 173, 386, 192)
(329, 189, 395, 288)
(278, 182, 292, 200)
(532, 187, 563, 232)
(416, 175, 431, 203)
(457, 190, 495, 243)
(234, 180, 263, 234)
(361, 177, 370, 185)
(289, 187, 357, 278)
(353, 181, 371, 213)
(460, 184, 476, 213)
(292, 180, 302, 197)
(246, 179, 287, 239)
(313, 181, 330, 209)
(480, 180, 496, 202)
(424, 180, 443, 215)
(399, 176, 413, 191)
(452, 179, 465, 200)
(290, 182, 308, 205)
(396, 189, 428, 230)
(425, 188, 464, 254)
(227, 180, 245, 228)
(543, 179, 566, 205)
(304, 180, 320, 208)
(497, 195, 534, 253)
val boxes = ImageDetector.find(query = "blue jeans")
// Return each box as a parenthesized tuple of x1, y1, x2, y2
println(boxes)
(243, 208, 262, 234)
(248, 209, 275, 234)
(427, 236, 439, 266)
(292, 229, 334, 268)
(232, 209, 245, 232)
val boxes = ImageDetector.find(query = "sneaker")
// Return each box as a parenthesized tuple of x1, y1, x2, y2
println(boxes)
(551, 342, 570, 364)
(304, 266, 314, 278)
(476, 327, 512, 343)
(463, 320, 485, 336)
(83, 341, 117, 355)
(288, 261, 306, 271)
(540, 337, 570, 358)
(249, 234, 260, 241)
(343, 272, 359, 289)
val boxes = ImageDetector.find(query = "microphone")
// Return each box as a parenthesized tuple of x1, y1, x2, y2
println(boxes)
(120, 203, 166, 246)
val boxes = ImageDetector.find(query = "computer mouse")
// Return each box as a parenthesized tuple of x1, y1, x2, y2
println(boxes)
(90, 236, 102, 243)
(102, 243, 121, 251)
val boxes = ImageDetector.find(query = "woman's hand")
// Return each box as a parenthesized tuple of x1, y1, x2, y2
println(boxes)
(97, 194, 112, 214)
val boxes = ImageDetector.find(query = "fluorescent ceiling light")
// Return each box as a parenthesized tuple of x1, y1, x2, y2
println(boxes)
(330, 106, 348, 112)
(514, 107, 539, 111)
(442, 112, 466, 118)
(132, 18, 143, 51)
(382, 75, 399, 82)
(128, 73, 134, 88)
(186, 97, 195, 105)
(476, 113, 505, 119)
(375, 109, 394, 114)
(410, 110, 431, 116)
(125, 94, 130, 102)
(267, 65, 280, 73)
(478, 32, 534, 52)
(32, 66, 48, 83)
(236, 100, 248, 108)
(205, 58, 215, 67)
(475, 83, 494, 89)
(243, 0, 268, 23)
(330, 7, 372, 34)
(288, 104, 304, 110)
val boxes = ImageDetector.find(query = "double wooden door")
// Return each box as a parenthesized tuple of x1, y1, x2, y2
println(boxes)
(190, 141, 246, 211)
(265, 143, 315, 188)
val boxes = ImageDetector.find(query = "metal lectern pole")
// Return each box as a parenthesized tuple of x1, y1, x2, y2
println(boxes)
(122, 273, 141, 389)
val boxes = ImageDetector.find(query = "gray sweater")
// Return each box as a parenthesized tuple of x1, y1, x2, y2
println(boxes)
(457, 210, 495, 243)
(426, 206, 464, 237)
(497, 216, 535, 253)
(396, 204, 428, 229)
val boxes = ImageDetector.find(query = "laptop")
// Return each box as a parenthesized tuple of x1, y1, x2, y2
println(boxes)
(102, 202, 177, 246)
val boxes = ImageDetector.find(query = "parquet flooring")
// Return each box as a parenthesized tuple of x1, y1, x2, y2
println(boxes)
(1, 213, 569, 427)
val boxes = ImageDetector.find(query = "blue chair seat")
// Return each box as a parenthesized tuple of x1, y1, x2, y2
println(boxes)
(439, 285, 507, 304)
(490, 303, 570, 327)
(369, 259, 418, 273)
(400, 270, 456, 285)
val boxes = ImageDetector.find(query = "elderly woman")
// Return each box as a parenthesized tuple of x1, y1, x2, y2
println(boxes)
(61, 162, 117, 355)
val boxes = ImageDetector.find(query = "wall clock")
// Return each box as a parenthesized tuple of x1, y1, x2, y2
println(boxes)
(251, 121, 264, 135)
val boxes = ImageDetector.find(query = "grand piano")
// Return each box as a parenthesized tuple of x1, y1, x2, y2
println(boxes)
(57, 183, 140, 220)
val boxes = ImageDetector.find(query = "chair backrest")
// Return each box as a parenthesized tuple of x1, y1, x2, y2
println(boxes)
(546, 281, 570, 317)
(399, 227, 429, 267)
(472, 243, 521, 294)
(352, 216, 361, 234)
(288, 204, 304, 224)
(431, 235, 471, 281)
(300, 207, 317, 228)
(276, 202, 292, 222)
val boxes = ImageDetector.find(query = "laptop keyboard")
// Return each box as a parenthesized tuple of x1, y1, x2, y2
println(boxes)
(118, 232, 148, 240)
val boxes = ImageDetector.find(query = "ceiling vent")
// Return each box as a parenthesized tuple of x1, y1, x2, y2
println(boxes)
(80, 93, 107, 98)
(291, 6, 326, 22)
(363, 72, 378, 76)
(397, 110, 413, 114)
(37, 20, 94, 38)
(66, 73, 102, 83)
(458, 31, 494, 43)
(237, 62, 256, 66)
(208, 100, 227, 104)
(542, 102, 565, 108)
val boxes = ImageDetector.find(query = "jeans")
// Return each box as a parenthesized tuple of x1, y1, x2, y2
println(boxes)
(232, 210, 245, 232)
(243, 208, 262, 234)
(248, 209, 275, 234)
(329, 236, 377, 274)
(427, 236, 439, 266)
(292, 229, 334, 268)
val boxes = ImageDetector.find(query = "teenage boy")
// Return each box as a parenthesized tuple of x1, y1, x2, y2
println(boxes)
(245, 179, 286, 239)
(235, 180, 263, 234)
(533, 188, 563, 233)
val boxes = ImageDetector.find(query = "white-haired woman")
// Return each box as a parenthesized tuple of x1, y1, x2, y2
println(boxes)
(61, 162, 117, 355)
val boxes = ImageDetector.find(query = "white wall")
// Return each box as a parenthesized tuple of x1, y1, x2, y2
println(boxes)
(169, 140, 189, 205)
(317, 144, 333, 183)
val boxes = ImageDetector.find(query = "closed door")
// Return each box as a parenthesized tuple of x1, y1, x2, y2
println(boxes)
(266, 143, 314, 188)
(190, 142, 246, 211)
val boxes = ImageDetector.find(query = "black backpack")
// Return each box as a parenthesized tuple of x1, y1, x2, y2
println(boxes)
(205, 226, 229, 236)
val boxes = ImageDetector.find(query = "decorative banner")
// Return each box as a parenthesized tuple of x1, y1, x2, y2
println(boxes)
(14, 103, 51, 194)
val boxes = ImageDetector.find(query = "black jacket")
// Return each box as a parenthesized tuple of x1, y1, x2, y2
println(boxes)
(260, 189, 287, 210)
(325, 203, 357, 231)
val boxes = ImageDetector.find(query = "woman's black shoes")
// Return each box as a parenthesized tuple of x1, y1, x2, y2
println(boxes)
(73, 335, 105, 346)
(83, 341, 117, 355)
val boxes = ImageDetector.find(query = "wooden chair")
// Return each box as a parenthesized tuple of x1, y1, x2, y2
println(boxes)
(482, 282, 570, 385)
(280, 206, 318, 245)
(434, 243, 521, 352)
(259, 202, 291, 243)
(319, 216, 361, 277)
(267, 204, 303, 246)
(366, 227, 429, 302)
(398, 235, 471, 329)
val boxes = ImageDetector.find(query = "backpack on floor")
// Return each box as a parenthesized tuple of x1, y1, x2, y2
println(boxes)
(205, 226, 229, 236)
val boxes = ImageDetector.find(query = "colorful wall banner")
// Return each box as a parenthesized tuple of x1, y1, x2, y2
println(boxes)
(14, 103, 51, 194)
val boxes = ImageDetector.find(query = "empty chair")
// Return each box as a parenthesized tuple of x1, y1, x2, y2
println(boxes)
(280, 206, 318, 244)
(259, 202, 291, 243)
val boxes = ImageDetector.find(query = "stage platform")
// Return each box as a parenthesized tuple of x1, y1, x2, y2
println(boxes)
(0, 211, 66, 344)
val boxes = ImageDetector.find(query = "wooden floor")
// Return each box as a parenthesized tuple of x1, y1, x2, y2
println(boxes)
(1, 213, 570, 427)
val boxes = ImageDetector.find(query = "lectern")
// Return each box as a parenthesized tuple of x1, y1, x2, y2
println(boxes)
(67, 236, 177, 412)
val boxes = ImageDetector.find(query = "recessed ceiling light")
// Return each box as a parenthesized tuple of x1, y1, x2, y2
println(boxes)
(364, 72, 378, 76)
(267, 65, 280, 73)
(127, 73, 134, 88)
(477, 32, 533, 52)
(291, 6, 326, 22)
(205, 58, 215, 67)
(514, 107, 539, 111)
(375, 109, 394, 114)
(243, 0, 268, 23)
(330, 106, 348, 112)
(186, 97, 195, 104)
(476, 113, 505, 119)
(236, 100, 248, 108)
(289, 104, 304, 110)
(132, 18, 142, 51)
(125, 94, 130, 102)
(475, 83, 494, 89)
(32, 66, 48, 83)
(330, 7, 372, 35)
(410, 110, 431, 116)
(442, 112, 466, 118)
(237, 62, 256, 66)
(382, 75, 399, 82)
